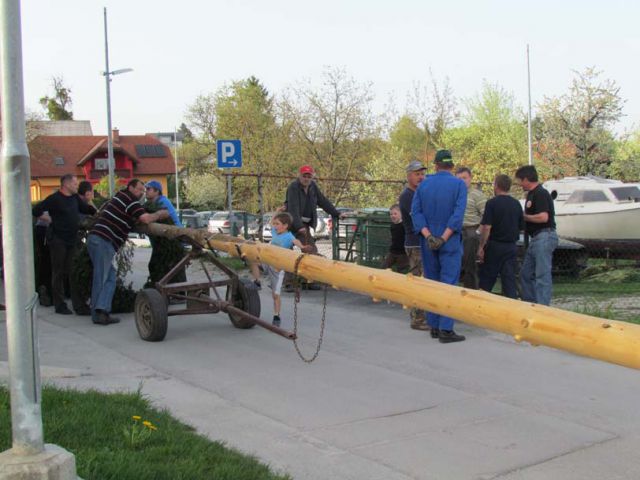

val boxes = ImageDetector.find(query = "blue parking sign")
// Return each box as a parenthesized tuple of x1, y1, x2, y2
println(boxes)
(216, 140, 242, 168)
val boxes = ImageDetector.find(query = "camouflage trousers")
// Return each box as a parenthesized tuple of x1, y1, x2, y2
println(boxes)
(406, 247, 427, 328)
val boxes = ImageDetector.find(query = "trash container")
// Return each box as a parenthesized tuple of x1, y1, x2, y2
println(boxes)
(356, 209, 391, 268)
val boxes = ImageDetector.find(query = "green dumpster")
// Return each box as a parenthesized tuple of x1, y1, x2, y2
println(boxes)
(356, 209, 392, 268)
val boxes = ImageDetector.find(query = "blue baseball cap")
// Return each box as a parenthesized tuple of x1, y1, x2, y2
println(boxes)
(145, 180, 162, 193)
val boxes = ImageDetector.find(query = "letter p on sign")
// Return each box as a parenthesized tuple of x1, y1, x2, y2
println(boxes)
(216, 140, 242, 168)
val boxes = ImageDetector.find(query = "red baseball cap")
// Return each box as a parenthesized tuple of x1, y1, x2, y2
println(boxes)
(299, 165, 315, 175)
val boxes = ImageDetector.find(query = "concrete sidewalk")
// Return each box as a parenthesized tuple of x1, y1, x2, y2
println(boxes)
(2, 248, 640, 479)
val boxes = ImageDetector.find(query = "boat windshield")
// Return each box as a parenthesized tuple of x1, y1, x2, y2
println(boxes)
(565, 190, 610, 204)
(610, 186, 640, 202)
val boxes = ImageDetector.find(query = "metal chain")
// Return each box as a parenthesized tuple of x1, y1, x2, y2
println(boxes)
(292, 253, 328, 363)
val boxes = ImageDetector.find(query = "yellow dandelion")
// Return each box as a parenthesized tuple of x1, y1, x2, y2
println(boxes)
(132, 415, 141, 421)
(147, 425, 158, 431)
(143, 420, 153, 427)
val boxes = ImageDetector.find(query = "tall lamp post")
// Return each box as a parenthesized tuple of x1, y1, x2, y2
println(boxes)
(103, 7, 132, 196)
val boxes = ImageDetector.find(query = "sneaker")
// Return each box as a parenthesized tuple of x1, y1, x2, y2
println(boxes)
(54, 303, 73, 315)
(272, 315, 281, 327)
(254, 280, 262, 290)
(438, 330, 466, 343)
(410, 323, 429, 331)
(430, 328, 440, 339)
(38, 286, 52, 307)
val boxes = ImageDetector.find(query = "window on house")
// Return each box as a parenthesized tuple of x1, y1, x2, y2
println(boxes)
(94, 158, 108, 170)
(54, 157, 64, 165)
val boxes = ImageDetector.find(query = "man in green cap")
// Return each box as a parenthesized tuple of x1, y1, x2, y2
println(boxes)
(411, 150, 467, 343)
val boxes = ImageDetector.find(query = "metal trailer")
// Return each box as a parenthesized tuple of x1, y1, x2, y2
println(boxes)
(134, 236, 295, 343)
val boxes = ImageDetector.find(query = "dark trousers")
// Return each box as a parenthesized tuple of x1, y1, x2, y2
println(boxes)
(461, 226, 479, 289)
(34, 225, 52, 294)
(49, 235, 76, 308)
(479, 240, 518, 299)
(383, 251, 409, 272)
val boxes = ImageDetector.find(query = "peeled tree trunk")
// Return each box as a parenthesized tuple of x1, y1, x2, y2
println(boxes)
(138, 222, 640, 370)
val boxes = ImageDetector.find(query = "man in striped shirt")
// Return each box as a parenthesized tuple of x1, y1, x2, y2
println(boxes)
(87, 178, 168, 325)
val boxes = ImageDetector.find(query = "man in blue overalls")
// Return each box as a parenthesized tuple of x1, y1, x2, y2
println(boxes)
(411, 150, 467, 343)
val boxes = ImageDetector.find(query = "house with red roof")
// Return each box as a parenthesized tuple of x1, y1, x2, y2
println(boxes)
(28, 129, 176, 201)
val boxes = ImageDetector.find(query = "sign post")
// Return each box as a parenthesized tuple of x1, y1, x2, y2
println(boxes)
(217, 140, 242, 235)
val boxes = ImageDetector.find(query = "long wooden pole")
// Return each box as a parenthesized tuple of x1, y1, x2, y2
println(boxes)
(139, 223, 640, 370)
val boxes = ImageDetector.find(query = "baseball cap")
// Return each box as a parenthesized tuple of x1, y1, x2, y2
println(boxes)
(145, 180, 162, 193)
(434, 149, 453, 164)
(405, 160, 426, 173)
(299, 165, 315, 175)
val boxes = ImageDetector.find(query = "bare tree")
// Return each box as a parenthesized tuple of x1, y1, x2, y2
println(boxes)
(281, 67, 378, 203)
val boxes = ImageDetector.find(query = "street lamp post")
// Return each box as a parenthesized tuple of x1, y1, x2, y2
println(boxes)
(103, 7, 132, 196)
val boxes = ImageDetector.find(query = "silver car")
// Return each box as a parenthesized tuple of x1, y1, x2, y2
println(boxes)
(208, 211, 258, 236)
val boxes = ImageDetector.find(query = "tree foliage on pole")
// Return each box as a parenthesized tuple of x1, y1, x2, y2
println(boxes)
(39, 76, 73, 121)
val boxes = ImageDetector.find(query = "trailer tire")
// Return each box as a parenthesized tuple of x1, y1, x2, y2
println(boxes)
(227, 279, 260, 329)
(135, 288, 168, 342)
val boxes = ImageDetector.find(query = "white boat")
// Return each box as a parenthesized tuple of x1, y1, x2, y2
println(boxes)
(542, 176, 640, 256)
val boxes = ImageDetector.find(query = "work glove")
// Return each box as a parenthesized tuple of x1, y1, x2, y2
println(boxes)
(427, 235, 445, 251)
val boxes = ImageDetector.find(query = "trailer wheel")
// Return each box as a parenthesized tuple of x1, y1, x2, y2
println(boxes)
(135, 288, 168, 342)
(227, 279, 260, 329)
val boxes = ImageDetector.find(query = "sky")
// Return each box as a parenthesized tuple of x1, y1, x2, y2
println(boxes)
(19, 0, 640, 136)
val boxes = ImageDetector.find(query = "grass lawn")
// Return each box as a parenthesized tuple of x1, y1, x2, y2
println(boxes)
(553, 279, 640, 298)
(0, 384, 289, 480)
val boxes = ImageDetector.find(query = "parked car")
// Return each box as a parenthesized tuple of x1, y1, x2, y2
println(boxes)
(197, 210, 218, 226)
(208, 211, 259, 236)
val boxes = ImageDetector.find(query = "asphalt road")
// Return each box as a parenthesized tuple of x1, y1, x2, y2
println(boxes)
(2, 246, 640, 479)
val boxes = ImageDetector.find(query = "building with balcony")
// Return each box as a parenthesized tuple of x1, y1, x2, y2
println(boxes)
(28, 129, 176, 201)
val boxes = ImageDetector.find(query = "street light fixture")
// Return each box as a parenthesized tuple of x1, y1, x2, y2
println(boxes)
(102, 7, 132, 196)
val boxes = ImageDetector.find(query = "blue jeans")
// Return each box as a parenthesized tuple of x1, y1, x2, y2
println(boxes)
(520, 230, 558, 305)
(87, 234, 117, 318)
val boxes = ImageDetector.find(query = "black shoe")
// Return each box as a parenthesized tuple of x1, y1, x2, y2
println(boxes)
(430, 328, 440, 339)
(74, 305, 92, 316)
(272, 315, 281, 327)
(55, 304, 73, 315)
(438, 330, 466, 343)
(93, 310, 120, 325)
(254, 280, 262, 290)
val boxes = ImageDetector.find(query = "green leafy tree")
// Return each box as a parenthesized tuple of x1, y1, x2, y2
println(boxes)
(183, 172, 226, 210)
(389, 115, 427, 161)
(442, 82, 528, 183)
(536, 67, 625, 176)
(608, 130, 640, 181)
(39, 76, 73, 120)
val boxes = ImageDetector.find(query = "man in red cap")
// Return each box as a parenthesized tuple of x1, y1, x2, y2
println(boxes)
(283, 165, 344, 289)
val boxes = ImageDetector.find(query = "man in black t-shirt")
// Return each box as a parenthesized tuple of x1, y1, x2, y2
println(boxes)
(382, 204, 409, 272)
(515, 165, 558, 305)
(32, 174, 97, 315)
(477, 174, 523, 298)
